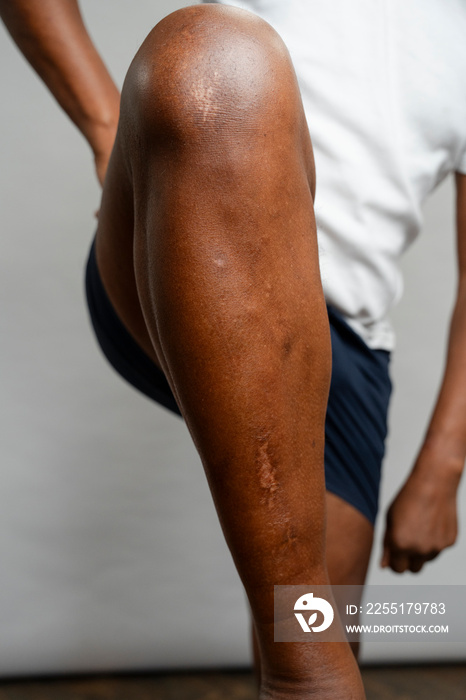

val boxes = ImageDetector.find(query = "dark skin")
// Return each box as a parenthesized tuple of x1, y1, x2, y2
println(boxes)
(96, 8, 364, 697)
(2, 0, 466, 695)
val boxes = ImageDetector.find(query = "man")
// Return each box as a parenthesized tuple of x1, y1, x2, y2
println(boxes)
(1, 0, 465, 697)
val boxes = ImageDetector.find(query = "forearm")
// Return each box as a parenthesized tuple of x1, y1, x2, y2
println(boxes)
(0, 0, 120, 153)
(414, 280, 466, 482)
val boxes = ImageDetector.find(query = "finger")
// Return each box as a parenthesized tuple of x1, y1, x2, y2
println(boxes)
(389, 551, 410, 574)
(408, 556, 425, 573)
(409, 549, 440, 572)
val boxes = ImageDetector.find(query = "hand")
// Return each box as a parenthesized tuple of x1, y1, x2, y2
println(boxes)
(381, 462, 459, 574)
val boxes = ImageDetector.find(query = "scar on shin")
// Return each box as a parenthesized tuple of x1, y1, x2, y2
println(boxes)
(280, 326, 297, 357)
(281, 524, 299, 547)
(255, 436, 280, 506)
(283, 336, 293, 355)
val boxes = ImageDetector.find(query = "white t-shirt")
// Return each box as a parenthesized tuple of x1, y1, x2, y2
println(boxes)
(203, 0, 466, 349)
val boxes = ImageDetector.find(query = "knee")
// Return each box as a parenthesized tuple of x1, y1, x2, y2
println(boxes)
(120, 4, 302, 144)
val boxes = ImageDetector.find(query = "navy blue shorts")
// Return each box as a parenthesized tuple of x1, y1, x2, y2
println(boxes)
(85, 239, 391, 525)
(325, 306, 391, 524)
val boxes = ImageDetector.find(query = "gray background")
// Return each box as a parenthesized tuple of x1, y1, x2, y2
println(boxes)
(0, 0, 465, 676)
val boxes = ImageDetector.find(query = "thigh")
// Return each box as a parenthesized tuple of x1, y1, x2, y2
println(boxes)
(325, 492, 373, 659)
(94, 131, 165, 367)
(325, 491, 374, 586)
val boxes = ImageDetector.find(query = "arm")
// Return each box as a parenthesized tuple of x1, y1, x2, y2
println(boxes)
(0, 0, 120, 184)
(381, 171, 466, 573)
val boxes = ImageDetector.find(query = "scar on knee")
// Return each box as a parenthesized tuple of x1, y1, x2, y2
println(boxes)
(191, 77, 220, 122)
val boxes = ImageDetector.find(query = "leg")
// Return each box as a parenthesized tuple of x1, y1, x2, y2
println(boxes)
(119, 6, 364, 698)
(325, 492, 374, 658)
(251, 491, 374, 685)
